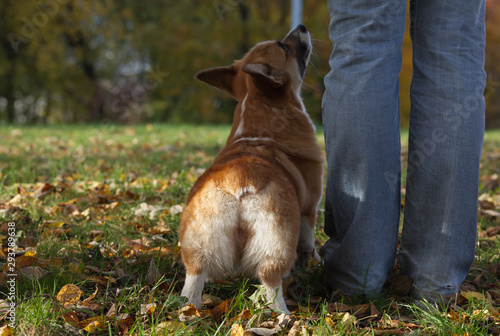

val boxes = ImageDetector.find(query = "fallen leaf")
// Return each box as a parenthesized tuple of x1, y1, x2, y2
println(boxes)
(140, 303, 156, 316)
(392, 274, 413, 296)
(179, 303, 202, 322)
(80, 286, 98, 306)
(180, 304, 201, 317)
(212, 299, 233, 320)
(56, 284, 83, 307)
(80, 316, 106, 332)
(87, 276, 117, 286)
(61, 310, 80, 327)
(146, 246, 171, 257)
(0, 325, 12, 336)
(231, 323, 252, 336)
(156, 321, 186, 333)
(202, 294, 223, 307)
(7, 194, 26, 207)
(169, 204, 183, 215)
(461, 291, 485, 302)
(228, 309, 253, 324)
(352, 304, 371, 319)
(327, 302, 350, 312)
(20, 266, 48, 280)
(287, 320, 302, 336)
(248, 327, 278, 335)
(34, 183, 54, 199)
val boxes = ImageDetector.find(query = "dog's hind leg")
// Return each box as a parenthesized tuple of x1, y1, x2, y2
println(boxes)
(298, 214, 321, 262)
(181, 270, 207, 310)
(259, 265, 290, 314)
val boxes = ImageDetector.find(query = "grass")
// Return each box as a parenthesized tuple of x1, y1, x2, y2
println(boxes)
(0, 124, 499, 335)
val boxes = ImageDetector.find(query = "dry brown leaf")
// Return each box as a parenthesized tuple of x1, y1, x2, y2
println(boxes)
(61, 310, 80, 327)
(202, 294, 223, 307)
(179, 303, 202, 322)
(352, 304, 371, 319)
(80, 286, 98, 306)
(34, 183, 54, 199)
(180, 304, 201, 318)
(20, 266, 48, 280)
(146, 259, 159, 286)
(327, 302, 350, 312)
(140, 303, 156, 316)
(56, 284, 83, 307)
(87, 276, 117, 286)
(212, 299, 233, 320)
(146, 246, 171, 257)
(106, 304, 117, 318)
(228, 309, 253, 324)
(248, 327, 278, 335)
(392, 274, 413, 296)
(149, 222, 171, 234)
(276, 313, 295, 330)
(367, 302, 382, 322)
(287, 320, 302, 336)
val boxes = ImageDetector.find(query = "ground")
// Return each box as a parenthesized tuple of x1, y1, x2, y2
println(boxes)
(0, 124, 499, 335)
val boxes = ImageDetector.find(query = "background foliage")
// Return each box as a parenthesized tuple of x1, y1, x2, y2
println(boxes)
(0, 0, 499, 127)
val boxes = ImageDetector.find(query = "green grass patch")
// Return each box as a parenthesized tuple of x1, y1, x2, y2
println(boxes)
(0, 124, 499, 335)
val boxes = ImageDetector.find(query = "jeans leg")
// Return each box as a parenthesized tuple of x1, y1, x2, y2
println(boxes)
(400, 0, 486, 300)
(322, 0, 406, 294)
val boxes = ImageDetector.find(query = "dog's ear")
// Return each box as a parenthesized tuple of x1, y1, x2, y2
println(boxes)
(195, 65, 237, 97)
(242, 63, 287, 90)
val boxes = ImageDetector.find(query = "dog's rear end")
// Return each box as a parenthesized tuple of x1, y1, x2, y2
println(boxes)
(180, 158, 300, 311)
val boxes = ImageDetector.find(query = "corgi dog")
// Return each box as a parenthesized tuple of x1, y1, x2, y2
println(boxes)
(179, 24, 323, 314)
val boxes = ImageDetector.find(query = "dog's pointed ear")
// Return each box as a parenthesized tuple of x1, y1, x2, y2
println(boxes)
(242, 63, 287, 90)
(195, 65, 237, 97)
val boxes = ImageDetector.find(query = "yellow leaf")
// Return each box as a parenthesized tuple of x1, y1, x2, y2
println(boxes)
(7, 194, 28, 207)
(461, 291, 485, 301)
(0, 325, 12, 336)
(56, 284, 83, 306)
(46, 221, 66, 229)
(24, 251, 37, 257)
(230, 323, 247, 336)
(325, 316, 335, 328)
(80, 316, 106, 331)
(105, 201, 120, 210)
(156, 321, 186, 333)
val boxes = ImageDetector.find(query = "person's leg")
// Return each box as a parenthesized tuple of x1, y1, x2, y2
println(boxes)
(322, 0, 406, 295)
(400, 0, 486, 301)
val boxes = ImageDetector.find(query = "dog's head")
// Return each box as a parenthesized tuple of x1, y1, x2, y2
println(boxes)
(196, 24, 311, 101)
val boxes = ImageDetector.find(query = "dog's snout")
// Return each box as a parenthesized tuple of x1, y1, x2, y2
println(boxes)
(296, 24, 307, 33)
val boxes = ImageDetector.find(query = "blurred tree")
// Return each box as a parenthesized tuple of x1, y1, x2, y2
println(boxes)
(0, 0, 498, 126)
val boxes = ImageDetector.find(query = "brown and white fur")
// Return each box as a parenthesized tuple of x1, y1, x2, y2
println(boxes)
(178, 25, 323, 314)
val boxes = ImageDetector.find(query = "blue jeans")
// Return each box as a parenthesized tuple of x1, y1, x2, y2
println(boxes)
(322, 0, 486, 300)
